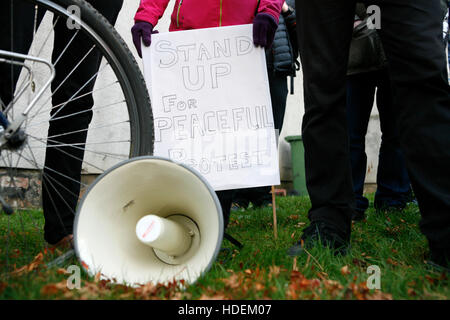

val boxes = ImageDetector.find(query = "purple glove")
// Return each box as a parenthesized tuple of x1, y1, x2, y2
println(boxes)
(131, 21, 157, 58)
(253, 13, 278, 48)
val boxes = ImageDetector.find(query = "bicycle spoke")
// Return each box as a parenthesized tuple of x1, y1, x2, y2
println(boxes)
(46, 119, 129, 140)
(27, 44, 98, 124)
(41, 173, 77, 222)
(48, 61, 110, 122)
(31, 140, 131, 148)
(25, 99, 126, 129)
(12, 14, 61, 112)
(22, 141, 80, 204)
(7, 149, 88, 189)
(28, 80, 120, 120)
(52, 30, 81, 67)
(41, 170, 81, 201)
(1, 152, 43, 233)
(27, 134, 130, 161)
(27, 134, 112, 173)
(1, 150, 41, 271)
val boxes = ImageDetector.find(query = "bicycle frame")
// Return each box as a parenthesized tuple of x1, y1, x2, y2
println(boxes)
(0, 49, 55, 149)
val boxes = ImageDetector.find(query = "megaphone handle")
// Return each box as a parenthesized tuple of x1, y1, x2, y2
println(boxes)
(224, 233, 243, 249)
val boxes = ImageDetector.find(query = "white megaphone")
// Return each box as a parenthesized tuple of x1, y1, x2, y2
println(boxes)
(74, 156, 223, 286)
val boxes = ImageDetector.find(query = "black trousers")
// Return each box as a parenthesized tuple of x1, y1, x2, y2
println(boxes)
(0, 0, 123, 244)
(347, 68, 411, 213)
(217, 70, 288, 228)
(296, 0, 450, 249)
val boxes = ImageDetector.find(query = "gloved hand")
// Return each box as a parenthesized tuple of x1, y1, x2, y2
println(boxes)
(131, 21, 158, 58)
(252, 13, 278, 48)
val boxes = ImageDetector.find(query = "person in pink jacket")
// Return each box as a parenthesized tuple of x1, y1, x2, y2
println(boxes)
(131, 0, 284, 57)
(131, 0, 284, 234)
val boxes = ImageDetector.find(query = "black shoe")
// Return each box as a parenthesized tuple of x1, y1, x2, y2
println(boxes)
(352, 209, 365, 222)
(251, 199, 272, 208)
(374, 200, 406, 213)
(231, 203, 244, 212)
(231, 199, 249, 211)
(426, 244, 450, 273)
(287, 221, 350, 256)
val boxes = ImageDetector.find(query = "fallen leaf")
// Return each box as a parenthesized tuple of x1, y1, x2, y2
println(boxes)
(340, 265, 351, 275)
(199, 293, 227, 300)
(386, 258, 399, 266)
(57, 268, 70, 275)
(352, 258, 365, 267)
(367, 290, 393, 300)
(11, 252, 45, 276)
(269, 265, 281, 279)
(222, 274, 241, 289)
(407, 288, 417, 297)
(316, 272, 328, 280)
(254, 282, 265, 291)
(425, 275, 436, 285)
(0, 282, 7, 294)
(41, 280, 68, 296)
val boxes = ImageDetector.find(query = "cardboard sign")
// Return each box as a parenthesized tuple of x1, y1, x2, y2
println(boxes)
(142, 24, 280, 191)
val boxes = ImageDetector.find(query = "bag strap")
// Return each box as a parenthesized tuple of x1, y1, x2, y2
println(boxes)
(254, 0, 261, 16)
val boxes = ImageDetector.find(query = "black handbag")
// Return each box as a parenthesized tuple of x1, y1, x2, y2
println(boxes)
(347, 18, 388, 75)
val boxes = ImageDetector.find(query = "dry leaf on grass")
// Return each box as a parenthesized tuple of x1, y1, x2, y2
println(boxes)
(41, 280, 68, 296)
(366, 290, 393, 300)
(269, 265, 281, 279)
(222, 274, 241, 290)
(199, 293, 227, 300)
(340, 265, 351, 275)
(11, 252, 45, 276)
(386, 258, 399, 266)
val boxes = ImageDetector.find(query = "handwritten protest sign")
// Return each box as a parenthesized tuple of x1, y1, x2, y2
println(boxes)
(142, 24, 280, 191)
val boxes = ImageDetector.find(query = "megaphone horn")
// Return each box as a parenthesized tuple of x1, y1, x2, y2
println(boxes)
(74, 156, 223, 286)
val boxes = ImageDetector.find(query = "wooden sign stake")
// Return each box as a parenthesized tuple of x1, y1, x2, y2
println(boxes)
(271, 185, 278, 240)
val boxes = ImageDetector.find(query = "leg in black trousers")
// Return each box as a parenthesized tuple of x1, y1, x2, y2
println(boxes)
(374, 69, 411, 211)
(346, 68, 411, 219)
(372, 0, 450, 264)
(42, 0, 124, 244)
(295, 0, 356, 243)
(346, 71, 377, 217)
(294, 0, 450, 265)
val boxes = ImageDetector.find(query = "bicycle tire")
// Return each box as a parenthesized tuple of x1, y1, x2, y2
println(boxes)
(43, 0, 154, 155)
(0, 0, 153, 278)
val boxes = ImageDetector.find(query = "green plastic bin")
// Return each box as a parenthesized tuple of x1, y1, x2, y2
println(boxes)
(285, 135, 307, 196)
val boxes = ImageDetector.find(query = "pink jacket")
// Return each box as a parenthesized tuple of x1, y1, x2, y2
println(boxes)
(135, 0, 283, 31)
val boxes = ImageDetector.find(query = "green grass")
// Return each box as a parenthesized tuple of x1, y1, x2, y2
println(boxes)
(0, 195, 448, 300)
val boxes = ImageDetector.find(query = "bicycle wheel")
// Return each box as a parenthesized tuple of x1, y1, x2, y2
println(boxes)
(0, 0, 153, 277)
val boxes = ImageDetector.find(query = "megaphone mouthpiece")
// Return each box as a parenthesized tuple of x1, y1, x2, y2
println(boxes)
(136, 215, 192, 256)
